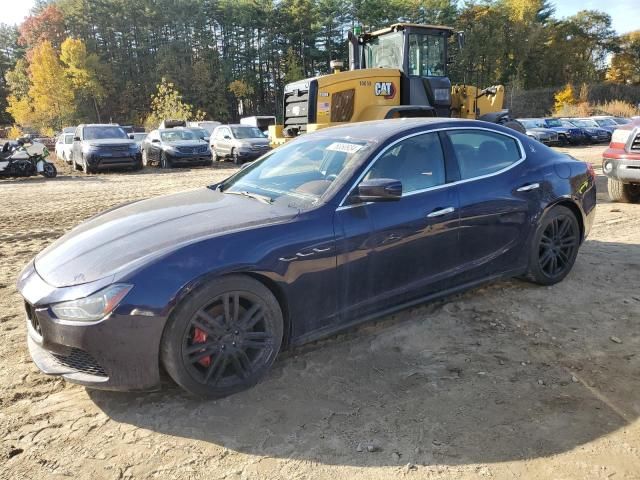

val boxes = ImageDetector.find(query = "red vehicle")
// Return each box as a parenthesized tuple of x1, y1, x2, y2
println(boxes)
(602, 119, 640, 203)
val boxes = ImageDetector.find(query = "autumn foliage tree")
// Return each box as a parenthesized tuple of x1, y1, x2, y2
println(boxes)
(18, 5, 66, 50)
(144, 78, 206, 129)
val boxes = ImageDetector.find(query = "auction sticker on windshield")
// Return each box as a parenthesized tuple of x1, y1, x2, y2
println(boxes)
(326, 142, 364, 153)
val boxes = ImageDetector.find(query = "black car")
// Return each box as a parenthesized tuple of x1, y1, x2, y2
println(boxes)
(18, 119, 596, 398)
(141, 128, 212, 168)
(71, 124, 142, 173)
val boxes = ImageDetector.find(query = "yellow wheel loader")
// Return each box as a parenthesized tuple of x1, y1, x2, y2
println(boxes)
(269, 23, 524, 146)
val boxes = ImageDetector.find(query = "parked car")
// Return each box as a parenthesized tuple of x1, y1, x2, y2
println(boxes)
(589, 116, 619, 133)
(71, 124, 142, 174)
(602, 119, 640, 203)
(561, 118, 611, 144)
(55, 133, 75, 164)
(541, 118, 586, 145)
(17, 118, 597, 397)
(611, 117, 632, 125)
(210, 124, 271, 164)
(517, 119, 559, 145)
(129, 132, 148, 147)
(141, 127, 212, 168)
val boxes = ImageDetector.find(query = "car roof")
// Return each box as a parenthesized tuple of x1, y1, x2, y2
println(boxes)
(80, 123, 122, 128)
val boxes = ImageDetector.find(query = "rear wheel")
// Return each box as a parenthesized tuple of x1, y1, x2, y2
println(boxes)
(526, 206, 580, 285)
(161, 275, 284, 398)
(42, 162, 57, 178)
(608, 178, 640, 203)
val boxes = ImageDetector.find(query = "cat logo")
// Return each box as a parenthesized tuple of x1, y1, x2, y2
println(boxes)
(374, 82, 396, 99)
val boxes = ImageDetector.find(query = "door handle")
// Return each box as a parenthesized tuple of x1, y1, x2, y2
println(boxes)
(427, 206, 456, 218)
(517, 182, 540, 192)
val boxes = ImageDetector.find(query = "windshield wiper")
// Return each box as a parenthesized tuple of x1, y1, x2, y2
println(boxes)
(224, 190, 273, 204)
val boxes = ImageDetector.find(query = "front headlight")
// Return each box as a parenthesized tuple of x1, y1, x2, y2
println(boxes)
(83, 144, 99, 153)
(51, 284, 132, 322)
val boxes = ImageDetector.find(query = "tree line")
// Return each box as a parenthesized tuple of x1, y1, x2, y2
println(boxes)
(0, 0, 638, 134)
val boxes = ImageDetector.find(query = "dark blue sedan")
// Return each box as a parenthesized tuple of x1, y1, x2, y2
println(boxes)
(17, 119, 597, 397)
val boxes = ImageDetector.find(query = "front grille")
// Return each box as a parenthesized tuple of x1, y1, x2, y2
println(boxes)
(25, 301, 41, 335)
(177, 146, 207, 154)
(103, 145, 130, 153)
(251, 144, 270, 151)
(630, 132, 640, 151)
(50, 348, 107, 377)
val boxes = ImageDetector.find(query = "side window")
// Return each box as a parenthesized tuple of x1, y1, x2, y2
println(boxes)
(365, 132, 446, 194)
(446, 130, 522, 180)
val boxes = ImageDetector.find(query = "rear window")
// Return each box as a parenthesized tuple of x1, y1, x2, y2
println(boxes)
(447, 130, 522, 180)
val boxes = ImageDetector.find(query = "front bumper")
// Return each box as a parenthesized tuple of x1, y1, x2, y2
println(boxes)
(166, 150, 212, 165)
(602, 157, 640, 183)
(86, 151, 141, 169)
(236, 149, 271, 161)
(19, 264, 165, 391)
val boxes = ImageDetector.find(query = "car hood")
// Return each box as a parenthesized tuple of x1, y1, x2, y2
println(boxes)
(84, 139, 136, 147)
(34, 188, 298, 288)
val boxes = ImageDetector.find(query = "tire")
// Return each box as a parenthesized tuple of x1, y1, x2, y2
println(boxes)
(161, 275, 284, 398)
(160, 151, 172, 169)
(212, 147, 220, 162)
(82, 155, 94, 174)
(232, 149, 241, 165)
(42, 162, 57, 178)
(142, 149, 149, 167)
(72, 154, 81, 171)
(64, 153, 72, 165)
(608, 178, 640, 203)
(525, 205, 580, 286)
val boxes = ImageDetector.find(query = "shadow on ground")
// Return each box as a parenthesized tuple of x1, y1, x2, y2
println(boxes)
(89, 237, 640, 467)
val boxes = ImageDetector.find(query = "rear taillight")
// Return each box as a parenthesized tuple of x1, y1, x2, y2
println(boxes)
(586, 163, 596, 181)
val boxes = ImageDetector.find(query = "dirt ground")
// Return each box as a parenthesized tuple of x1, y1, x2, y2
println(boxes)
(1, 145, 639, 479)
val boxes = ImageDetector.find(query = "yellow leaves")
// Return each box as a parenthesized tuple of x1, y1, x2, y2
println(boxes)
(228, 80, 254, 99)
(6, 94, 33, 126)
(553, 83, 577, 115)
(7, 125, 23, 139)
(504, 0, 542, 22)
(145, 78, 206, 129)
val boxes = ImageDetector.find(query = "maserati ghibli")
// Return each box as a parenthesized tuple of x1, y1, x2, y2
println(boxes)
(17, 118, 597, 397)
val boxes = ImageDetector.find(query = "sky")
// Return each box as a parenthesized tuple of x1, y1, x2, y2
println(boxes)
(1, 1, 638, 34)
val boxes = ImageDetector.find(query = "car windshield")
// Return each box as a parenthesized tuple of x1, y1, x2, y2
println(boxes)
(189, 128, 208, 139)
(521, 120, 543, 128)
(364, 31, 403, 69)
(544, 119, 562, 127)
(231, 126, 264, 139)
(595, 118, 616, 126)
(408, 33, 446, 76)
(220, 137, 372, 208)
(84, 126, 127, 140)
(567, 119, 588, 127)
(160, 130, 196, 142)
(578, 119, 598, 127)
(64, 134, 74, 144)
(560, 120, 577, 128)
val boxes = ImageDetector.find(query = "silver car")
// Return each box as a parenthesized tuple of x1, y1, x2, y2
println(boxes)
(210, 124, 271, 164)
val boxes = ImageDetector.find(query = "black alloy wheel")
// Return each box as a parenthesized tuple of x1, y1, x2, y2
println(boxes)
(526, 205, 580, 285)
(161, 275, 283, 398)
(42, 162, 57, 178)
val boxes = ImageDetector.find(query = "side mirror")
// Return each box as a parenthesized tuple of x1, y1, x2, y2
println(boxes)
(355, 178, 402, 202)
(203, 137, 210, 142)
(73, 136, 81, 142)
(128, 134, 134, 139)
(224, 135, 231, 140)
(151, 139, 160, 143)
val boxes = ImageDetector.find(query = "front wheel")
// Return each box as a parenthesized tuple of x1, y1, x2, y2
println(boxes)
(161, 275, 284, 398)
(142, 149, 149, 167)
(41, 162, 57, 178)
(160, 152, 172, 169)
(232, 149, 242, 165)
(608, 178, 640, 203)
(525, 206, 580, 285)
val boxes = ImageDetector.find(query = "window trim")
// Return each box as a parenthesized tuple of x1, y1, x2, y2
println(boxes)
(336, 126, 526, 211)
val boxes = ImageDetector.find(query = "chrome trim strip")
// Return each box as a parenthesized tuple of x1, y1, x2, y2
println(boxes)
(336, 126, 527, 209)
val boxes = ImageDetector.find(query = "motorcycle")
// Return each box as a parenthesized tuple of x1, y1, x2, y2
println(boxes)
(0, 140, 57, 178)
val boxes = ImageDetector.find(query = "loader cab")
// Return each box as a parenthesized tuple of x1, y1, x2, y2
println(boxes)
(354, 24, 456, 117)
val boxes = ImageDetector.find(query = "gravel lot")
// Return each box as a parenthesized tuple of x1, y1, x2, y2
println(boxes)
(1, 145, 639, 479)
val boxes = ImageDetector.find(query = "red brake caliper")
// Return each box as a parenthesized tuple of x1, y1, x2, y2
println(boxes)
(193, 328, 212, 367)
